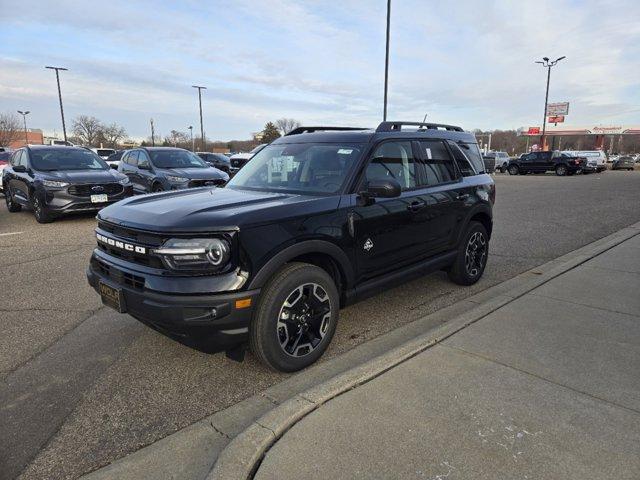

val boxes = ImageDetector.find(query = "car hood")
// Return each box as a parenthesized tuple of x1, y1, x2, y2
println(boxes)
(230, 153, 252, 160)
(39, 169, 124, 183)
(158, 167, 228, 180)
(97, 187, 341, 233)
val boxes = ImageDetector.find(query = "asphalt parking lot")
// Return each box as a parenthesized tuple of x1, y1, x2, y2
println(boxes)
(2, 171, 640, 480)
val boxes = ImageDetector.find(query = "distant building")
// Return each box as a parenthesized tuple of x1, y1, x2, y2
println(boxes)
(5, 129, 44, 149)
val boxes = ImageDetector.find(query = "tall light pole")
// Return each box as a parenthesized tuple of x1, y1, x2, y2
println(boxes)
(535, 56, 565, 151)
(192, 85, 206, 150)
(45, 66, 68, 142)
(17, 110, 30, 145)
(150, 118, 155, 146)
(383, 0, 391, 121)
(188, 125, 194, 152)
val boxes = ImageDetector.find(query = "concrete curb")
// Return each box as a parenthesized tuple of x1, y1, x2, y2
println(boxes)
(208, 221, 640, 480)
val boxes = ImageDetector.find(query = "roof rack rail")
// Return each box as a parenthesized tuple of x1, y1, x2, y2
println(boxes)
(376, 121, 464, 133)
(285, 126, 369, 136)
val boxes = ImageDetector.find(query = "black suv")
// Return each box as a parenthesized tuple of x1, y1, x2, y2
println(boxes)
(197, 152, 231, 174)
(118, 147, 229, 194)
(3, 146, 133, 223)
(87, 122, 495, 371)
(507, 151, 585, 176)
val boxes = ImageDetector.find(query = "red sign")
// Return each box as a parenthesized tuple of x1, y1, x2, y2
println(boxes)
(548, 116, 565, 123)
(527, 127, 541, 134)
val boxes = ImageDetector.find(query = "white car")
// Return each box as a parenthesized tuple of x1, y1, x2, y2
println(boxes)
(573, 150, 607, 172)
(229, 144, 267, 173)
(90, 148, 118, 168)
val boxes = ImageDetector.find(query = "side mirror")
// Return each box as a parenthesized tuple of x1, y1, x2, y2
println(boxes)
(138, 162, 150, 170)
(359, 179, 401, 205)
(13, 165, 27, 173)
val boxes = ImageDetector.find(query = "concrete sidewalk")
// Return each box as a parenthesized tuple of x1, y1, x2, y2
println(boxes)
(249, 235, 640, 479)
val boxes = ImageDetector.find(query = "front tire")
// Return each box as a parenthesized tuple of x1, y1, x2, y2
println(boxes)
(555, 164, 568, 176)
(32, 193, 53, 223)
(152, 182, 164, 193)
(249, 263, 339, 372)
(507, 165, 519, 175)
(448, 222, 489, 286)
(4, 186, 22, 212)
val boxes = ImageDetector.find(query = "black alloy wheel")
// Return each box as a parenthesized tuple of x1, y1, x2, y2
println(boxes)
(447, 221, 489, 286)
(5, 186, 22, 212)
(555, 164, 568, 176)
(32, 194, 53, 223)
(152, 183, 164, 192)
(508, 165, 519, 175)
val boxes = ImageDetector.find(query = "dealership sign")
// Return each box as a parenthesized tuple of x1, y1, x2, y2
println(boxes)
(548, 115, 565, 123)
(527, 127, 541, 134)
(546, 102, 569, 116)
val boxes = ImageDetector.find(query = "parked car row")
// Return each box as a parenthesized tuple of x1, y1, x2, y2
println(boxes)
(1, 145, 229, 223)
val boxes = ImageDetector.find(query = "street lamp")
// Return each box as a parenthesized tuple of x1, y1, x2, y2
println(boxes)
(45, 66, 69, 142)
(383, 0, 391, 121)
(188, 125, 194, 152)
(17, 110, 30, 145)
(192, 85, 206, 150)
(535, 56, 565, 151)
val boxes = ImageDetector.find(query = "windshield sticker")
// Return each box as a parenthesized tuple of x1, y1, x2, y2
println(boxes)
(425, 148, 432, 160)
(337, 149, 353, 154)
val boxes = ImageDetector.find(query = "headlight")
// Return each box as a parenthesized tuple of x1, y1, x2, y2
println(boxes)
(118, 177, 130, 185)
(166, 175, 188, 183)
(42, 180, 69, 188)
(154, 238, 231, 271)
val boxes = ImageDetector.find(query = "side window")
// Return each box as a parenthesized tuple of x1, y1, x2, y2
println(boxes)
(138, 151, 150, 168)
(365, 141, 417, 191)
(459, 143, 484, 174)
(447, 141, 477, 177)
(419, 140, 458, 185)
(11, 150, 23, 166)
(128, 151, 139, 167)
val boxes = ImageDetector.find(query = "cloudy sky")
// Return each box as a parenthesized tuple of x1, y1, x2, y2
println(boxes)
(1, 0, 639, 141)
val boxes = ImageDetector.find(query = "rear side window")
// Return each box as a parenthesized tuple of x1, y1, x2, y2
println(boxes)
(126, 151, 139, 166)
(447, 141, 478, 176)
(458, 143, 484, 174)
(366, 141, 417, 191)
(419, 141, 458, 185)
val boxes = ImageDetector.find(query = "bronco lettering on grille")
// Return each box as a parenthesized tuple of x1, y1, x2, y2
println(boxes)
(96, 233, 147, 254)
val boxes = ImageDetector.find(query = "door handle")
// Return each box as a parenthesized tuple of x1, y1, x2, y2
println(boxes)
(456, 193, 470, 201)
(407, 200, 426, 212)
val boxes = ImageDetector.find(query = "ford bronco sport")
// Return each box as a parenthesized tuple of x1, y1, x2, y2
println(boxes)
(87, 122, 495, 372)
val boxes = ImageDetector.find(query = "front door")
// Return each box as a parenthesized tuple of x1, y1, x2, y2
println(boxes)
(351, 140, 432, 281)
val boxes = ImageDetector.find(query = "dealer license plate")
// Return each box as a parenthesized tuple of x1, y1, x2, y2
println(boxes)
(91, 194, 108, 203)
(99, 281, 126, 313)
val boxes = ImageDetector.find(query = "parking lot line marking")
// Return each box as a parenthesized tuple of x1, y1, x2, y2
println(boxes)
(0, 231, 24, 237)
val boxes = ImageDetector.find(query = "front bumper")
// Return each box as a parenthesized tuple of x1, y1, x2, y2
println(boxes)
(86, 250, 260, 353)
(41, 185, 133, 214)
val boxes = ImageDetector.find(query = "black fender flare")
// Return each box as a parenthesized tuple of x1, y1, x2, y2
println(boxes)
(456, 203, 493, 244)
(247, 239, 355, 290)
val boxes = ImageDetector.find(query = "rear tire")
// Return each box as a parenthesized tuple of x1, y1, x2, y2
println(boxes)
(555, 164, 568, 176)
(4, 186, 22, 212)
(249, 263, 339, 372)
(448, 222, 489, 286)
(507, 165, 519, 175)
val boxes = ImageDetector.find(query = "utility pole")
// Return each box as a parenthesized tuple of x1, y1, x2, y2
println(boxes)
(535, 56, 565, 151)
(45, 66, 68, 142)
(383, 0, 391, 121)
(150, 118, 155, 146)
(17, 110, 30, 145)
(192, 85, 206, 150)
(188, 125, 194, 152)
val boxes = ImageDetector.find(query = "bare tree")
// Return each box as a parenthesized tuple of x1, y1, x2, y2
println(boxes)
(0, 112, 21, 147)
(72, 115, 104, 146)
(163, 130, 190, 147)
(275, 118, 301, 135)
(102, 122, 127, 148)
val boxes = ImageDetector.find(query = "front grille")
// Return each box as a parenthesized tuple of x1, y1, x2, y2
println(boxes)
(231, 158, 245, 168)
(97, 220, 166, 269)
(188, 179, 225, 188)
(98, 220, 166, 247)
(68, 183, 123, 197)
(92, 257, 145, 290)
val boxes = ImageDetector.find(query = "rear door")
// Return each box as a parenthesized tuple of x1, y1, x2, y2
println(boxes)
(136, 150, 155, 192)
(9, 150, 31, 203)
(120, 151, 142, 192)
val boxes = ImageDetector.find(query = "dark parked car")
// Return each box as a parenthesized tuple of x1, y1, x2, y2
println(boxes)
(229, 144, 268, 174)
(0, 151, 12, 193)
(611, 155, 635, 171)
(197, 152, 231, 173)
(3, 146, 133, 223)
(117, 147, 229, 194)
(87, 121, 495, 372)
(507, 151, 585, 176)
(482, 153, 496, 173)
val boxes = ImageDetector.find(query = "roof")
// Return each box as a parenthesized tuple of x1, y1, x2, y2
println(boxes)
(140, 146, 188, 151)
(26, 144, 85, 151)
(273, 121, 476, 145)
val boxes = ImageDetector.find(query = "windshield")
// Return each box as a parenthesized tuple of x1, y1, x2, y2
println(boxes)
(96, 149, 115, 157)
(250, 144, 266, 154)
(227, 143, 364, 194)
(149, 150, 208, 169)
(30, 149, 108, 171)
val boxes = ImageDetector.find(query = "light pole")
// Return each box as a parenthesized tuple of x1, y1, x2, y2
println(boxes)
(535, 56, 565, 151)
(192, 85, 206, 150)
(17, 110, 30, 145)
(383, 0, 391, 121)
(45, 66, 68, 142)
(150, 118, 155, 146)
(188, 125, 194, 152)
(422, 113, 428, 123)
